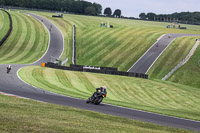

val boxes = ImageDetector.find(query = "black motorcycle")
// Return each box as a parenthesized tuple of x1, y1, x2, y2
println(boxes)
(86, 90, 106, 105)
(7, 67, 11, 73)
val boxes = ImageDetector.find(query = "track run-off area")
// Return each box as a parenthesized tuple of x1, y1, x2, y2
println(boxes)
(0, 11, 200, 132)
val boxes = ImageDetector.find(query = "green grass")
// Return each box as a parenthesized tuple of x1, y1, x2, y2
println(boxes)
(0, 94, 195, 133)
(30, 11, 200, 71)
(19, 66, 200, 121)
(148, 36, 200, 79)
(167, 42, 200, 88)
(0, 11, 49, 64)
(0, 10, 10, 42)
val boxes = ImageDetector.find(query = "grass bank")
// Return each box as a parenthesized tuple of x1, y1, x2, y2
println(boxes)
(0, 94, 194, 133)
(0, 10, 10, 42)
(148, 36, 200, 79)
(31, 11, 200, 71)
(19, 66, 200, 121)
(0, 11, 49, 64)
(167, 41, 200, 88)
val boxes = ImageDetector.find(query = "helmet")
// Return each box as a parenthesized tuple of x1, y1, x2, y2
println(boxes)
(8, 65, 11, 68)
(102, 86, 107, 89)
(102, 86, 107, 91)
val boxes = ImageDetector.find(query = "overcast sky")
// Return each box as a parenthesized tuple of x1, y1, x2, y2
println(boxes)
(86, 0, 200, 18)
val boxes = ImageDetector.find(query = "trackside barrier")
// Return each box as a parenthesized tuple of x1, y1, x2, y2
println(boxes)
(0, 9, 13, 47)
(45, 62, 148, 79)
(162, 39, 200, 80)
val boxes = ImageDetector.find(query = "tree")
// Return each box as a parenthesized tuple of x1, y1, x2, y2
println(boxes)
(146, 12, 156, 20)
(0, 0, 5, 5)
(113, 9, 121, 18)
(92, 2, 102, 15)
(139, 13, 146, 19)
(85, 7, 96, 15)
(104, 7, 112, 16)
(0, 0, 103, 16)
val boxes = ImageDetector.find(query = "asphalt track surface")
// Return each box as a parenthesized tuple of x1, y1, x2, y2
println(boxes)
(128, 33, 200, 74)
(0, 13, 200, 132)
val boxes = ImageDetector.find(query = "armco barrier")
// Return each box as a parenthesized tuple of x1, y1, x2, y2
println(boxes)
(45, 62, 148, 79)
(0, 9, 12, 47)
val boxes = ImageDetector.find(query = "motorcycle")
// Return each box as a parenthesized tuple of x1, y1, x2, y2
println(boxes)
(7, 67, 11, 73)
(86, 90, 106, 105)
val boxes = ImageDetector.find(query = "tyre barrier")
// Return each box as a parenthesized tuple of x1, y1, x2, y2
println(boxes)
(45, 62, 148, 79)
(0, 9, 13, 47)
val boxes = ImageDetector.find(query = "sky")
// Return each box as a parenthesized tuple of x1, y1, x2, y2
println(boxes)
(86, 0, 200, 18)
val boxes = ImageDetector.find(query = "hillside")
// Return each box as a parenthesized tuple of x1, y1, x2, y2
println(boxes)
(0, 11, 49, 64)
(168, 43, 200, 88)
(31, 11, 200, 71)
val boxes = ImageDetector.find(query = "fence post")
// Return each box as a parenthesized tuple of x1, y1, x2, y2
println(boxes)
(72, 25, 76, 65)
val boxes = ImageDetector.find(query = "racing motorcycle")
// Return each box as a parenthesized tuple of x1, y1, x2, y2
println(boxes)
(7, 67, 11, 73)
(86, 90, 106, 105)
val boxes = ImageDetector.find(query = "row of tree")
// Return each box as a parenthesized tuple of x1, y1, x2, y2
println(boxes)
(103, 7, 122, 18)
(0, 0, 102, 16)
(139, 12, 200, 24)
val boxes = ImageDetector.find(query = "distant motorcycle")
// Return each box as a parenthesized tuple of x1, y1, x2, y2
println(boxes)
(86, 90, 107, 105)
(7, 65, 12, 73)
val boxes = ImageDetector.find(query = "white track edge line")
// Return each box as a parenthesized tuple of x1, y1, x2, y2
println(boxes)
(127, 34, 166, 72)
(30, 12, 65, 61)
(24, 13, 51, 65)
(102, 102, 200, 123)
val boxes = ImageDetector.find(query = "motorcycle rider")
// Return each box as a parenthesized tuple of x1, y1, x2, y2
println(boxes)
(86, 86, 107, 104)
(7, 65, 12, 73)
(92, 86, 107, 97)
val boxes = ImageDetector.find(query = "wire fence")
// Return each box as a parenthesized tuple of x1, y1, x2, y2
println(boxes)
(162, 39, 200, 80)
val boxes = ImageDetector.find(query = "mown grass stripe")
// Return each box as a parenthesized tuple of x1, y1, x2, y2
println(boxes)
(21, 15, 45, 63)
(0, 13, 29, 62)
(110, 32, 161, 69)
(13, 14, 37, 63)
(86, 28, 150, 63)
(101, 30, 157, 67)
(80, 27, 125, 52)
(0, 13, 22, 60)
(0, 11, 9, 41)
(81, 27, 132, 64)
(0, 10, 4, 30)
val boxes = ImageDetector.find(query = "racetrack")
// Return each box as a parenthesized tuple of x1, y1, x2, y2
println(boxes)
(128, 33, 200, 74)
(0, 13, 200, 132)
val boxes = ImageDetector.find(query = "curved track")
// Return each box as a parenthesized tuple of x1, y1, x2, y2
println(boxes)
(0, 13, 200, 132)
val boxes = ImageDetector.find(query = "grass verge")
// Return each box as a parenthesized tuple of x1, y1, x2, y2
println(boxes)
(0, 11, 49, 64)
(167, 41, 200, 88)
(0, 94, 195, 133)
(19, 66, 200, 121)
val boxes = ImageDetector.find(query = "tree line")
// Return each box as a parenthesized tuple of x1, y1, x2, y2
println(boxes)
(139, 12, 200, 25)
(0, 0, 102, 16)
